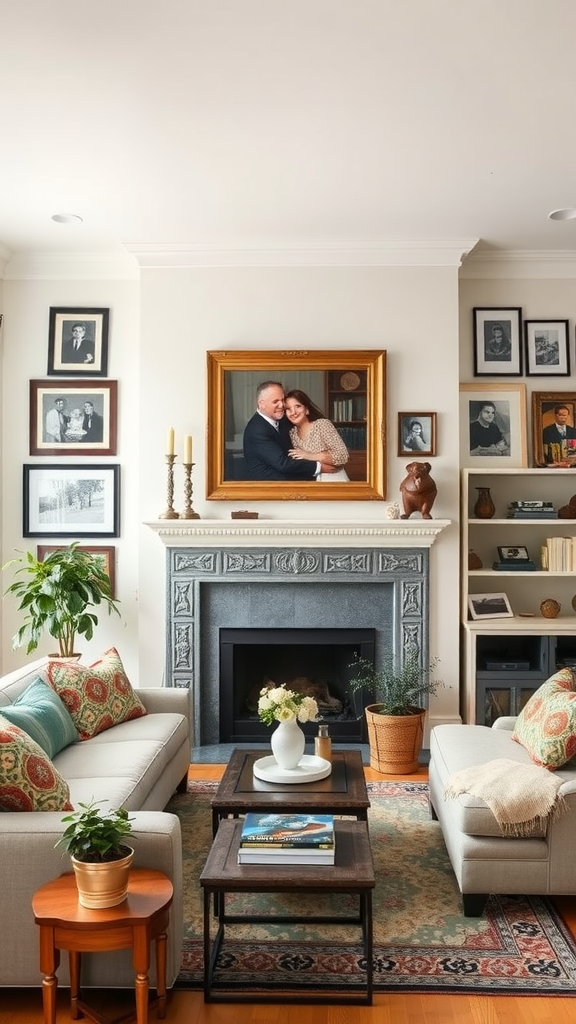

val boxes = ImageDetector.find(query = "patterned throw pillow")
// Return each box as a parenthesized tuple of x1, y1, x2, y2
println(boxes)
(512, 667, 576, 769)
(0, 676, 78, 758)
(0, 714, 73, 811)
(45, 647, 147, 741)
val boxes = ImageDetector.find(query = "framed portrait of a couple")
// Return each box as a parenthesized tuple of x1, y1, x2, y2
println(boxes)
(47, 306, 109, 377)
(29, 380, 117, 456)
(206, 349, 386, 501)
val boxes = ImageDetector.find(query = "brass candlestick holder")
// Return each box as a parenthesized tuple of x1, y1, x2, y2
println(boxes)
(159, 454, 180, 519)
(180, 462, 200, 519)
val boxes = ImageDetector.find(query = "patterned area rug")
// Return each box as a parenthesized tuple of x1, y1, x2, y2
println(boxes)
(170, 779, 576, 995)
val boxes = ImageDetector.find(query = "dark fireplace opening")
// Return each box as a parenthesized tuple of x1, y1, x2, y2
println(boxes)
(219, 627, 375, 743)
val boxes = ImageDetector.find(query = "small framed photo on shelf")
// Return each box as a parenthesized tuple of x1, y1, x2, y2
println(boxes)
(47, 307, 109, 377)
(473, 307, 522, 376)
(23, 464, 120, 538)
(532, 390, 576, 467)
(459, 382, 528, 468)
(30, 379, 117, 456)
(397, 412, 437, 457)
(468, 593, 514, 620)
(524, 320, 570, 376)
(497, 545, 530, 563)
(37, 545, 116, 597)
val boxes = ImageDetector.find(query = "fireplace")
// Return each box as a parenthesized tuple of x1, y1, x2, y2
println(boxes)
(219, 627, 375, 743)
(148, 519, 449, 747)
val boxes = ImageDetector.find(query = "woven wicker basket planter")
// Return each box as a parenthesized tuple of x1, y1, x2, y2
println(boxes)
(365, 704, 425, 774)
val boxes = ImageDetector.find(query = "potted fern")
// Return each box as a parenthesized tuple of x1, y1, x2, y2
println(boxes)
(2, 542, 120, 659)
(55, 799, 135, 908)
(348, 652, 443, 774)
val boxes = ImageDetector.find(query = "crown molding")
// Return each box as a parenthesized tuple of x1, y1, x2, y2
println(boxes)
(2, 251, 140, 281)
(125, 238, 479, 269)
(460, 249, 576, 279)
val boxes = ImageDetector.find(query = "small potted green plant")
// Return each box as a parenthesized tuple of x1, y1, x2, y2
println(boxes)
(55, 799, 135, 908)
(2, 542, 120, 658)
(348, 651, 443, 774)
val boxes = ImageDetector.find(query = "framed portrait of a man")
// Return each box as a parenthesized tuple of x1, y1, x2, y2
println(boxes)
(460, 383, 527, 468)
(532, 391, 576, 466)
(473, 307, 522, 376)
(47, 307, 109, 377)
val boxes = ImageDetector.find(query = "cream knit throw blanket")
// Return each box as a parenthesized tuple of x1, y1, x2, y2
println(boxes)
(444, 758, 568, 837)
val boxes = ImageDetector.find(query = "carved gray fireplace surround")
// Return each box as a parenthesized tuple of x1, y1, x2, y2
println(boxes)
(147, 519, 449, 746)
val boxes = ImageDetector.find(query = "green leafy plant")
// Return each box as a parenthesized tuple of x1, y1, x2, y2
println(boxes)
(2, 542, 120, 657)
(348, 652, 443, 716)
(55, 800, 134, 863)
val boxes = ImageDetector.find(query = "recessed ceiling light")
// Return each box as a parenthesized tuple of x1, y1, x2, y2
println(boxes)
(548, 208, 576, 221)
(51, 213, 83, 224)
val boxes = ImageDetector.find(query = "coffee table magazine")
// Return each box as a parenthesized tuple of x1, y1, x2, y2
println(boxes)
(238, 813, 335, 864)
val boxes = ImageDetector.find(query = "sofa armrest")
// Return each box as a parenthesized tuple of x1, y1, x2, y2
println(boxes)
(492, 716, 518, 731)
(136, 686, 190, 722)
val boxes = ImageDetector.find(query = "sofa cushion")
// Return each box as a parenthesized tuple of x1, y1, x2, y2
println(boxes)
(512, 667, 576, 769)
(45, 648, 147, 740)
(0, 676, 78, 758)
(0, 713, 73, 811)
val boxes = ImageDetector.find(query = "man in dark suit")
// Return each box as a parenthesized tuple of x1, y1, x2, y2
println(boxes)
(243, 381, 327, 481)
(81, 401, 104, 442)
(542, 404, 576, 445)
(61, 322, 95, 365)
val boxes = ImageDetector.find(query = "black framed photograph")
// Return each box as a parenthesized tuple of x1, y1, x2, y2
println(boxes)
(468, 593, 514, 620)
(497, 545, 530, 562)
(397, 412, 437, 457)
(532, 390, 576, 467)
(37, 545, 116, 597)
(473, 307, 522, 376)
(47, 307, 109, 377)
(23, 464, 120, 538)
(30, 379, 117, 456)
(524, 319, 570, 376)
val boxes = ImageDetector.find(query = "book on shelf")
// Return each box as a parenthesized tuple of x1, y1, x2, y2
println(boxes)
(542, 536, 576, 572)
(238, 847, 335, 865)
(507, 510, 558, 519)
(492, 561, 538, 571)
(510, 500, 554, 509)
(239, 812, 335, 850)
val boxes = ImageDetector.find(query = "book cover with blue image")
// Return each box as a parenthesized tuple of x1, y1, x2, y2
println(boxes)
(239, 812, 335, 848)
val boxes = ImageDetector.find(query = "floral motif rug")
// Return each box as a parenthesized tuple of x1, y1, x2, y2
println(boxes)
(170, 779, 576, 995)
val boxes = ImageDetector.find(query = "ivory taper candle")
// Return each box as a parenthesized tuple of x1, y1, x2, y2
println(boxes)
(167, 427, 175, 455)
(184, 434, 192, 463)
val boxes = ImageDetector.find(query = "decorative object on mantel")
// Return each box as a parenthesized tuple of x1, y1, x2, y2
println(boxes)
(256, 683, 320, 771)
(159, 428, 179, 519)
(473, 486, 496, 519)
(540, 598, 561, 619)
(384, 502, 400, 519)
(230, 510, 259, 519)
(399, 461, 437, 520)
(180, 435, 200, 520)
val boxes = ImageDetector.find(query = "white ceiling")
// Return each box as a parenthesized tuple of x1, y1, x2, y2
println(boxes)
(2, 0, 576, 266)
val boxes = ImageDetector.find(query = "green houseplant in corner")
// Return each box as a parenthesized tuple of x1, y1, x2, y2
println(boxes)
(55, 799, 135, 908)
(348, 651, 443, 774)
(2, 542, 120, 658)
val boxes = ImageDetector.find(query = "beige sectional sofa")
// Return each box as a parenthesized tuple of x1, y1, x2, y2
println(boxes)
(429, 718, 576, 915)
(0, 656, 191, 988)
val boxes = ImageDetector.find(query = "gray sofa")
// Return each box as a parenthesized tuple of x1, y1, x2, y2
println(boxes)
(0, 656, 191, 988)
(429, 719, 576, 915)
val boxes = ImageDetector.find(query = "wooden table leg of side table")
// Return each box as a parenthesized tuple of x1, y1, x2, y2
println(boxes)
(68, 950, 82, 1020)
(38, 926, 59, 1024)
(133, 922, 152, 1024)
(155, 932, 168, 1019)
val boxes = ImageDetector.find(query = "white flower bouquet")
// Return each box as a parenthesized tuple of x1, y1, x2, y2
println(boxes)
(257, 685, 319, 726)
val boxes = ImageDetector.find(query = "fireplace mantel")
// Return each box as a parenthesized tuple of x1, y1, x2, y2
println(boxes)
(145, 518, 451, 549)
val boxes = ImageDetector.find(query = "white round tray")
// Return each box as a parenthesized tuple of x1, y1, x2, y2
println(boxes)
(253, 753, 332, 784)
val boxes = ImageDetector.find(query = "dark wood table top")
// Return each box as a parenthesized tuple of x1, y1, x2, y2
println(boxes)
(200, 818, 375, 891)
(211, 748, 370, 817)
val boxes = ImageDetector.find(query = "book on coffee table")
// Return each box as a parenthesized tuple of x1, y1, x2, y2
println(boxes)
(237, 813, 335, 863)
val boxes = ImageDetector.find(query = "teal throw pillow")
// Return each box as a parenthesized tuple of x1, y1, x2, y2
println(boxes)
(1, 676, 78, 759)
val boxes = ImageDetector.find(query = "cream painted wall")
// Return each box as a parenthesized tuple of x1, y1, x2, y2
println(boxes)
(138, 265, 462, 723)
(1, 278, 140, 678)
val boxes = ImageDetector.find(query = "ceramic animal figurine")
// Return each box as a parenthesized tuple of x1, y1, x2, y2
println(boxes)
(399, 461, 438, 519)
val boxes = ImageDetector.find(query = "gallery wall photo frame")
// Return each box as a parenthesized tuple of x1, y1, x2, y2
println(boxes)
(531, 390, 576, 467)
(473, 307, 522, 376)
(23, 464, 120, 538)
(459, 382, 527, 468)
(468, 593, 514, 620)
(30, 379, 117, 456)
(397, 412, 437, 457)
(37, 545, 116, 597)
(524, 319, 570, 376)
(47, 306, 109, 377)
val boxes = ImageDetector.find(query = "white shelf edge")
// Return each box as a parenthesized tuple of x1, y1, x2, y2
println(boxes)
(468, 519, 572, 526)
(468, 570, 576, 577)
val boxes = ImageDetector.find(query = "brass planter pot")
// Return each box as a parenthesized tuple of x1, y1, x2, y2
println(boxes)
(71, 847, 134, 909)
(365, 704, 425, 774)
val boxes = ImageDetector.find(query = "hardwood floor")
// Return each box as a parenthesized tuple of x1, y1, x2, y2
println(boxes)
(4, 763, 576, 1024)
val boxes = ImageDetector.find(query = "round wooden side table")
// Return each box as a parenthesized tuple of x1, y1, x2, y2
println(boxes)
(32, 868, 173, 1024)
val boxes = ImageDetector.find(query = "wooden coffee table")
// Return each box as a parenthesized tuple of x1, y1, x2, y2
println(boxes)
(200, 817, 375, 1004)
(211, 747, 370, 835)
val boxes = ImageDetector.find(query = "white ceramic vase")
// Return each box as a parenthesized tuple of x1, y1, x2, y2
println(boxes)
(270, 718, 306, 769)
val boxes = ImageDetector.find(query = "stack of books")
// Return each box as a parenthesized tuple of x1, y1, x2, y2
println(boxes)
(541, 536, 576, 572)
(492, 558, 537, 571)
(237, 813, 335, 865)
(507, 500, 557, 519)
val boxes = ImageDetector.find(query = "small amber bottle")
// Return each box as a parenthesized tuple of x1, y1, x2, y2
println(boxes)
(314, 723, 332, 761)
